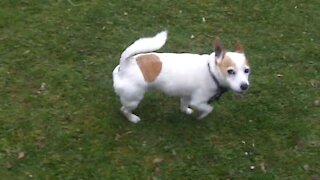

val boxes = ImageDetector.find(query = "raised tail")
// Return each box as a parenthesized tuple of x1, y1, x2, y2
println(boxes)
(120, 31, 168, 67)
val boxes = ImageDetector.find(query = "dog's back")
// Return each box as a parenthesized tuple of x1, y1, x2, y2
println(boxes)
(139, 53, 214, 96)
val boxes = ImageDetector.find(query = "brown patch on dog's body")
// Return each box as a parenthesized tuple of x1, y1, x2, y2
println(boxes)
(136, 54, 162, 82)
(218, 55, 236, 74)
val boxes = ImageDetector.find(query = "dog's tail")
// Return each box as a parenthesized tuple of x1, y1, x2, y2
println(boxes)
(120, 31, 168, 68)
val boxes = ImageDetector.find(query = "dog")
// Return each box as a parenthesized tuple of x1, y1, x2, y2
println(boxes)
(112, 31, 250, 123)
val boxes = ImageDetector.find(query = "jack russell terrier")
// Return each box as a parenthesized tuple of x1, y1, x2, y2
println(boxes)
(113, 31, 250, 123)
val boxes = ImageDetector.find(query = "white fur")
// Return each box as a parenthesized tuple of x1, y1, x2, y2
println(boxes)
(113, 31, 250, 123)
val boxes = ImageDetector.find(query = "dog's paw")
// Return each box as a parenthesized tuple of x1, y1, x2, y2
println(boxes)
(128, 114, 141, 123)
(185, 108, 193, 115)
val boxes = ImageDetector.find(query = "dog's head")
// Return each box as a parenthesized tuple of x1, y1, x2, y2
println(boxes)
(214, 38, 251, 93)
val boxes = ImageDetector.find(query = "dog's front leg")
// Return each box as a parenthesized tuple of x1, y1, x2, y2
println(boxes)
(180, 97, 193, 115)
(190, 100, 213, 119)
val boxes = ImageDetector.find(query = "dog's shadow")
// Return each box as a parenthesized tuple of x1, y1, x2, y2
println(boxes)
(132, 92, 234, 125)
(134, 92, 195, 123)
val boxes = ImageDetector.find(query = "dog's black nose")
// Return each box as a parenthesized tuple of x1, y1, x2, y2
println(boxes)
(240, 83, 249, 91)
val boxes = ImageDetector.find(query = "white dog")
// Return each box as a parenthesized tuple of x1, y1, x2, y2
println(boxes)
(113, 31, 250, 123)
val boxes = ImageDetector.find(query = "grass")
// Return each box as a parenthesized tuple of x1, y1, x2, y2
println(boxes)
(0, 0, 319, 179)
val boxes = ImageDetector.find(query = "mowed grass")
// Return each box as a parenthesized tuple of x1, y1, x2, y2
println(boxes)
(0, 0, 319, 179)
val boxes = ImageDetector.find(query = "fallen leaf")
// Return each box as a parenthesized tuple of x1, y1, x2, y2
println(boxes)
(40, 82, 46, 91)
(115, 133, 121, 141)
(314, 99, 320, 107)
(294, 140, 306, 150)
(23, 50, 30, 54)
(260, 162, 267, 173)
(37, 82, 47, 94)
(154, 167, 161, 173)
(152, 157, 163, 164)
(310, 79, 318, 88)
(252, 141, 255, 148)
(26, 172, 33, 178)
(18, 152, 26, 160)
(36, 142, 46, 149)
(115, 131, 133, 141)
(5, 161, 12, 169)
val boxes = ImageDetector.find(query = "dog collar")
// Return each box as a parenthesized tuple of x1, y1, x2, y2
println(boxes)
(207, 63, 228, 102)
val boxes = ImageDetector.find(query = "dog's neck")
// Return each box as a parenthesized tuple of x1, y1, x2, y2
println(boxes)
(207, 54, 226, 86)
(207, 55, 228, 102)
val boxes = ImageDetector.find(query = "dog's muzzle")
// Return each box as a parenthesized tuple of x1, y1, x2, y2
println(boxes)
(240, 83, 249, 91)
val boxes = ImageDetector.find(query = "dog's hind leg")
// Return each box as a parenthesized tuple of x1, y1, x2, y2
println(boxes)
(120, 105, 141, 123)
(180, 97, 193, 115)
(120, 100, 141, 123)
(119, 90, 145, 123)
(113, 76, 145, 123)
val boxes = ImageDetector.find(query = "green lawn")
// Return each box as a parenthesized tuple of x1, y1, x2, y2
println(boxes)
(0, 0, 319, 179)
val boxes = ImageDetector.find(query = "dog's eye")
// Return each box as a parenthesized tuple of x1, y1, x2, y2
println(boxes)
(244, 68, 250, 74)
(227, 69, 236, 75)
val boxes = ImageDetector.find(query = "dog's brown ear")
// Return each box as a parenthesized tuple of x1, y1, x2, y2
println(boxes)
(235, 41, 244, 53)
(214, 37, 224, 63)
